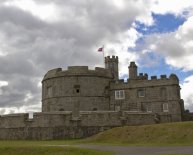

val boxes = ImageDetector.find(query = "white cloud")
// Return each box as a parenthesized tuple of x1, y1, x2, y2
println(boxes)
(151, 0, 193, 17)
(142, 15, 193, 71)
(103, 27, 141, 76)
(0, 81, 8, 87)
(181, 75, 193, 111)
(139, 14, 193, 111)
(0, 0, 193, 113)
(3, 0, 59, 22)
(0, 0, 149, 112)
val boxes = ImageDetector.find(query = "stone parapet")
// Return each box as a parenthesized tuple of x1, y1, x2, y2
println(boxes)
(43, 66, 113, 81)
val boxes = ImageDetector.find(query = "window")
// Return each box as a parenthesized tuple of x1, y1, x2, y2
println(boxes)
(138, 89, 145, 97)
(115, 90, 125, 99)
(146, 103, 152, 112)
(47, 87, 52, 97)
(28, 112, 34, 119)
(163, 103, 169, 112)
(74, 85, 80, 94)
(92, 108, 97, 111)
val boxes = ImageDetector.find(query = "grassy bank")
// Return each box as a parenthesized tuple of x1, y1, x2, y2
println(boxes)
(0, 141, 114, 155)
(82, 121, 193, 146)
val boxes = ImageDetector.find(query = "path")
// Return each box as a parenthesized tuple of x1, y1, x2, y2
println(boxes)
(76, 144, 193, 155)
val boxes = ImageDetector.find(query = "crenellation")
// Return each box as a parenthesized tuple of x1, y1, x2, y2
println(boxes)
(105, 55, 118, 61)
(137, 73, 148, 80)
(68, 66, 88, 72)
(151, 76, 157, 80)
(161, 74, 167, 79)
(105, 55, 119, 80)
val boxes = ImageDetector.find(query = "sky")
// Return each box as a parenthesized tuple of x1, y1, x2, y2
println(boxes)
(0, 0, 193, 114)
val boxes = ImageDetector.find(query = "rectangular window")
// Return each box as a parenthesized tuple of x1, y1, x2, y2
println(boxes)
(28, 112, 34, 119)
(115, 90, 125, 99)
(163, 103, 169, 112)
(138, 89, 145, 97)
(146, 103, 152, 112)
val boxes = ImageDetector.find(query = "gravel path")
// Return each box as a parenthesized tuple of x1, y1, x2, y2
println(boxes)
(76, 144, 193, 155)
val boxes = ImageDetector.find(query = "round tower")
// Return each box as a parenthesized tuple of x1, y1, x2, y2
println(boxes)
(105, 55, 119, 80)
(42, 67, 113, 112)
(129, 62, 138, 79)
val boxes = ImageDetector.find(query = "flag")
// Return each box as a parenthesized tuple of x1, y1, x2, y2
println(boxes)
(98, 46, 103, 52)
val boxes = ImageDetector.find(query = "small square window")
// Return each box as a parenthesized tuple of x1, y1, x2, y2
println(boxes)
(115, 90, 125, 100)
(138, 89, 145, 97)
(74, 85, 80, 94)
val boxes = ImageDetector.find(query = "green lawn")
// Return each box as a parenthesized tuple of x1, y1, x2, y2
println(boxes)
(0, 141, 114, 155)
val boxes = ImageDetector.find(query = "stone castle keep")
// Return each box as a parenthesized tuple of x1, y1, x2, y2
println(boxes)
(0, 56, 184, 140)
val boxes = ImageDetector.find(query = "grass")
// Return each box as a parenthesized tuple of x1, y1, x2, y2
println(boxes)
(160, 154, 190, 155)
(0, 141, 114, 155)
(0, 121, 193, 154)
(81, 121, 193, 146)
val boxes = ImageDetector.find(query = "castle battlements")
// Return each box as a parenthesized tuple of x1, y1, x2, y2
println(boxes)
(43, 66, 113, 81)
(111, 73, 179, 87)
(105, 55, 118, 61)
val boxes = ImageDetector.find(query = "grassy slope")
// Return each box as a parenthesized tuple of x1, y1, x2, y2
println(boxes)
(82, 121, 193, 145)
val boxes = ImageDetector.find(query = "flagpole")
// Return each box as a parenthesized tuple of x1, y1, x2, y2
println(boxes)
(103, 45, 105, 68)
(97, 45, 105, 68)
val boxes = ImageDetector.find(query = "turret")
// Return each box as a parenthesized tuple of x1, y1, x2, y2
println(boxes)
(105, 55, 119, 80)
(129, 62, 137, 79)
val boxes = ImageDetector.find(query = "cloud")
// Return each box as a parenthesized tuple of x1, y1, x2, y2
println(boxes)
(0, 0, 151, 113)
(141, 16, 193, 71)
(0, 0, 193, 114)
(138, 15, 193, 110)
(181, 75, 193, 111)
(151, 0, 193, 17)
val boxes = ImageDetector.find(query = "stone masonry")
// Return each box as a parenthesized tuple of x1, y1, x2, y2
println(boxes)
(0, 55, 184, 140)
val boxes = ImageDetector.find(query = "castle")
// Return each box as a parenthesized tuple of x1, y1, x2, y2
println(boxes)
(0, 56, 184, 140)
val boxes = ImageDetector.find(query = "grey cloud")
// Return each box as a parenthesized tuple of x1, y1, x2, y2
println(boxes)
(0, 6, 45, 30)
(0, 0, 151, 112)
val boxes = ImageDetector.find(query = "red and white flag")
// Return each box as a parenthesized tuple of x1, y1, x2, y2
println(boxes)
(98, 46, 103, 52)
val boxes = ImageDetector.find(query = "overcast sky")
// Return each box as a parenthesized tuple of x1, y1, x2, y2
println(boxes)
(0, 0, 193, 114)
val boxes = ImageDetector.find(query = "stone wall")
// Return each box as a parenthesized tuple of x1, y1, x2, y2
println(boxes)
(0, 111, 172, 140)
(42, 67, 113, 112)
(110, 74, 182, 122)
